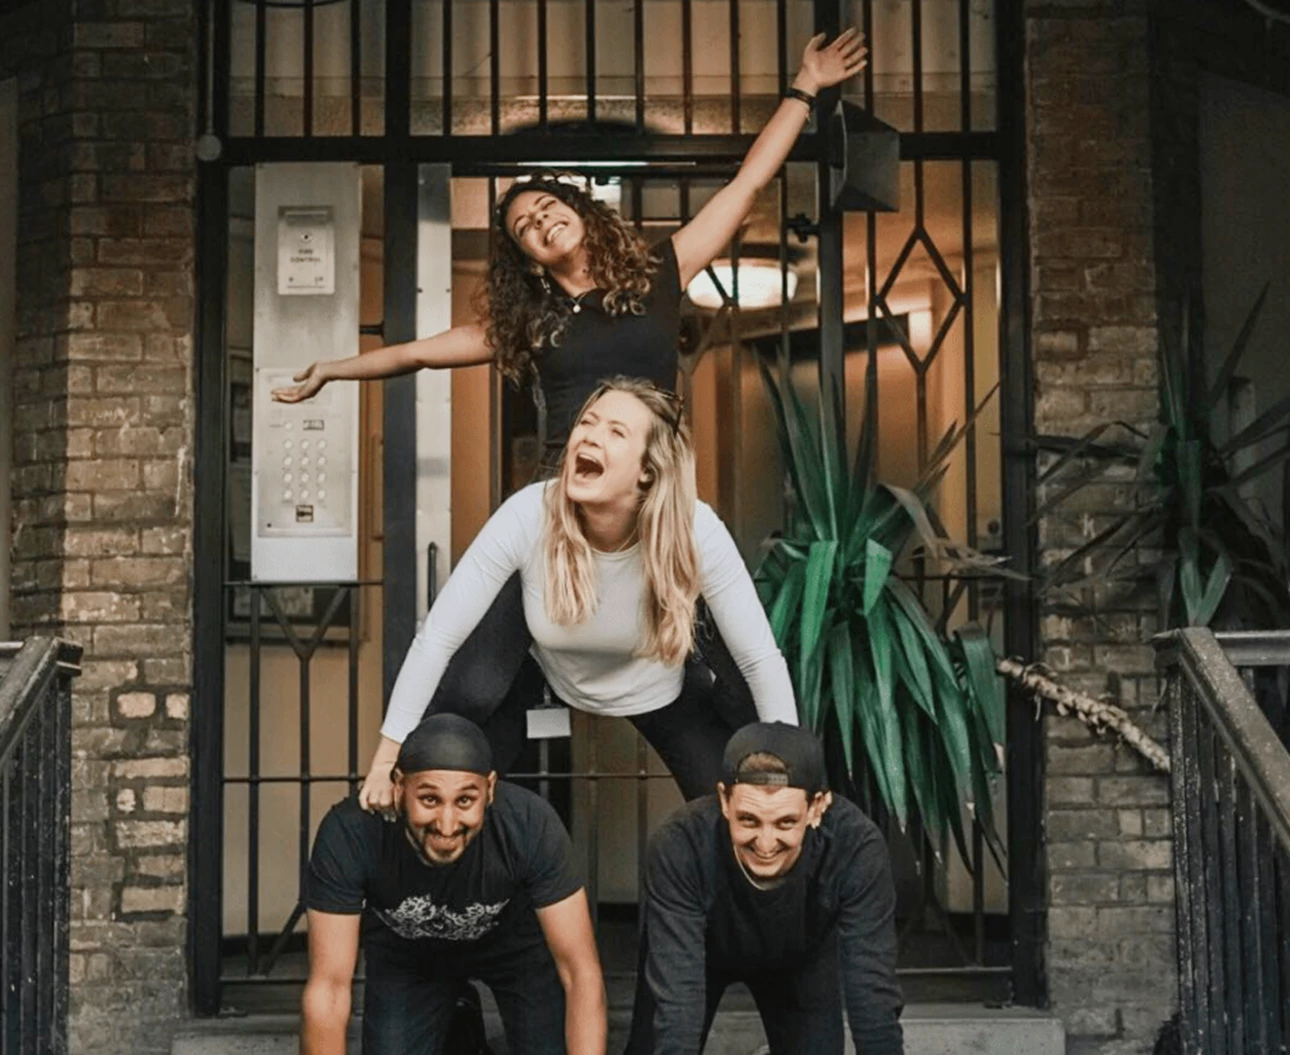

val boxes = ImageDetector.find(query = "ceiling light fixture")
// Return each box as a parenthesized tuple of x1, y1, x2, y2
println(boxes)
(687, 261, 799, 311)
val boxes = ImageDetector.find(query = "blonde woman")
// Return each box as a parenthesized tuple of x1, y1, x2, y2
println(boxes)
(361, 378, 796, 809)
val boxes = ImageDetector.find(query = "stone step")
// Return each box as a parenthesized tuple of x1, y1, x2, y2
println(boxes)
(171, 1003, 1064, 1055)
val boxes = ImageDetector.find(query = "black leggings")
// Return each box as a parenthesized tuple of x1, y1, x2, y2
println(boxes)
(424, 572, 758, 800)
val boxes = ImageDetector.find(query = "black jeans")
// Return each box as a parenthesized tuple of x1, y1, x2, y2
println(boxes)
(363, 934, 565, 1055)
(622, 936, 845, 1055)
(426, 572, 758, 800)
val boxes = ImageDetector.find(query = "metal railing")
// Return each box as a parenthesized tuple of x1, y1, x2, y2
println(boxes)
(1158, 628, 1290, 1055)
(0, 637, 81, 1055)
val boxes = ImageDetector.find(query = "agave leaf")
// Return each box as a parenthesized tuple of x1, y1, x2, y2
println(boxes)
(928, 660, 974, 794)
(1193, 550, 1232, 627)
(916, 383, 1001, 494)
(799, 541, 839, 665)
(852, 645, 896, 813)
(863, 539, 894, 615)
(888, 595, 937, 719)
(826, 622, 858, 778)
(759, 359, 831, 539)
(1178, 528, 1203, 625)
(766, 558, 807, 651)
(886, 577, 960, 687)
(955, 625, 1005, 747)
(900, 704, 944, 853)
(1220, 394, 1290, 457)
(1226, 438, 1290, 491)
(818, 372, 848, 534)
(1206, 283, 1270, 409)
(1133, 423, 1170, 483)
(931, 734, 971, 872)
(799, 642, 826, 731)
(867, 602, 909, 829)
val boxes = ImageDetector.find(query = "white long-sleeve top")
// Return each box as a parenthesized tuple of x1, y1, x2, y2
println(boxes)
(382, 481, 797, 742)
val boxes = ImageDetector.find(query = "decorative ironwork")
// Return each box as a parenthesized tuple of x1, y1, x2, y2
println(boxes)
(1158, 628, 1290, 1055)
(0, 638, 81, 1055)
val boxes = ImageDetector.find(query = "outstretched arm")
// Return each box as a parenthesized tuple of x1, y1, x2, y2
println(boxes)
(272, 322, 493, 403)
(671, 29, 867, 288)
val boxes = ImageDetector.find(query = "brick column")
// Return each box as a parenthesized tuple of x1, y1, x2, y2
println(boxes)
(4, 1, 197, 1051)
(1026, 2, 1175, 1052)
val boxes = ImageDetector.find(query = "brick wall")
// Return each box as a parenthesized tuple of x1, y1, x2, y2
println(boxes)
(1025, 2, 1176, 1052)
(3, 1, 196, 1051)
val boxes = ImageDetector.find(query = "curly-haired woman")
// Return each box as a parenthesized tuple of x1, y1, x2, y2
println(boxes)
(358, 378, 796, 812)
(271, 29, 867, 466)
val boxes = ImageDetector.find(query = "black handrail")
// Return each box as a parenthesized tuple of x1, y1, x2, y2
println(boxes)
(0, 636, 81, 1055)
(1157, 627, 1290, 1055)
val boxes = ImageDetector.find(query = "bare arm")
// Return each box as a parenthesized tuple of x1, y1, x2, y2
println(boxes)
(536, 890, 608, 1055)
(300, 910, 361, 1055)
(272, 321, 493, 403)
(671, 29, 868, 288)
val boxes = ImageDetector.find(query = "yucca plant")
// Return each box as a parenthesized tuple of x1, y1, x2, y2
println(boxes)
(755, 356, 1014, 867)
(1036, 287, 1290, 631)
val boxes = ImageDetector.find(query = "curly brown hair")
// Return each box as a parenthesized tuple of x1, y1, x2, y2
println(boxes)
(482, 175, 659, 385)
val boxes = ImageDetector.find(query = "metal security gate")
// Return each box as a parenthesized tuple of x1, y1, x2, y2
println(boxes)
(191, 0, 1037, 1017)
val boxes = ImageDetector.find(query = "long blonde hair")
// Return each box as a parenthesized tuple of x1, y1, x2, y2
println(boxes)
(543, 377, 700, 666)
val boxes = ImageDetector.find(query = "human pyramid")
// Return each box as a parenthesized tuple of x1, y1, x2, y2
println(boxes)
(275, 27, 903, 1055)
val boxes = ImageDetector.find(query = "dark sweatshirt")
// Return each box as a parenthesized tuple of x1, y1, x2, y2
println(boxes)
(640, 794, 904, 1054)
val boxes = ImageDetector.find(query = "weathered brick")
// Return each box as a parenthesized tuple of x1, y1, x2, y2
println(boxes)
(1097, 839, 1172, 871)
(116, 691, 156, 719)
(114, 821, 186, 850)
(60, 591, 141, 623)
(73, 21, 146, 48)
(91, 557, 187, 587)
(142, 786, 188, 814)
(1097, 776, 1169, 807)
(132, 854, 185, 880)
(163, 693, 189, 719)
(111, 757, 188, 780)
(1048, 809, 1120, 841)
(1051, 873, 1120, 905)
(120, 885, 184, 916)
(66, 458, 140, 491)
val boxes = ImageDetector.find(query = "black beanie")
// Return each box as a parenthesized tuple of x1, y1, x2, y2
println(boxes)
(397, 713, 494, 777)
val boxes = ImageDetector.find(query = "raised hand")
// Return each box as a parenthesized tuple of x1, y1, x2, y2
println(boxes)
(358, 766, 396, 814)
(271, 362, 327, 404)
(795, 28, 868, 94)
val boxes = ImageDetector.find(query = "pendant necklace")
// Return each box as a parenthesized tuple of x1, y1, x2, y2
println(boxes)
(569, 288, 594, 314)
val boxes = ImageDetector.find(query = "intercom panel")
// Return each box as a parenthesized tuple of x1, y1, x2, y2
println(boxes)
(251, 163, 361, 583)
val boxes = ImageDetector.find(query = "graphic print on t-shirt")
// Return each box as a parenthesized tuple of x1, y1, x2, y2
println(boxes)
(375, 893, 511, 942)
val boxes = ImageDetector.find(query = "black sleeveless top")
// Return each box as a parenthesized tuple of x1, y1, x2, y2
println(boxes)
(533, 237, 682, 467)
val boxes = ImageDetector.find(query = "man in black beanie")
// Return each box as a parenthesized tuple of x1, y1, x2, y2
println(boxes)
(301, 713, 607, 1055)
(624, 721, 904, 1055)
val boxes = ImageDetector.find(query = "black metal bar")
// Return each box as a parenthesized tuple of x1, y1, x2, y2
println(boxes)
(304, 0, 315, 136)
(348, 586, 360, 795)
(1257, 813, 1283, 1053)
(190, 158, 230, 1017)
(442, 0, 453, 134)
(2, 761, 13, 1055)
(1170, 678, 1200, 1055)
(254, 0, 267, 137)
(959, 0, 972, 133)
(995, 0, 1042, 1007)
(213, 0, 232, 140)
(1217, 746, 1245, 1054)
(214, 130, 1002, 167)
(633, 0, 645, 133)
(912, 0, 924, 135)
(489, 0, 500, 135)
(538, 0, 549, 131)
(585, 0, 597, 122)
(386, 0, 412, 142)
(383, 160, 420, 703)
(728, 0, 740, 133)
(681, 0, 693, 133)
(1196, 722, 1228, 1055)
(1236, 779, 1265, 1054)
(247, 587, 262, 974)
(350, 0, 361, 137)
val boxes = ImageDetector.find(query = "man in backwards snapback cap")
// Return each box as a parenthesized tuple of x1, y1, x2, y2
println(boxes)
(624, 721, 903, 1054)
(301, 712, 607, 1055)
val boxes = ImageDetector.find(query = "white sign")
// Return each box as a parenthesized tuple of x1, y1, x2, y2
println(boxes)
(277, 207, 335, 296)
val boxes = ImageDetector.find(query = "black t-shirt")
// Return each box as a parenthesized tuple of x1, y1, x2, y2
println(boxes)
(306, 782, 582, 967)
(641, 795, 904, 1054)
(535, 237, 682, 463)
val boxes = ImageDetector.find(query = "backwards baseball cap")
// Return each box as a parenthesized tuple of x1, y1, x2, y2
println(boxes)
(721, 722, 828, 798)
(396, 713, 494, 777)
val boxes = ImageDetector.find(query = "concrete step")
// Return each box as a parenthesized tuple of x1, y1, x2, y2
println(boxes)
(171, 1002, 1064, 1055)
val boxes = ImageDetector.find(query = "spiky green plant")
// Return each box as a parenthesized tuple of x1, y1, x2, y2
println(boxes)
(1036, 287, 1290, 630)
(755, 357, 1013, 866)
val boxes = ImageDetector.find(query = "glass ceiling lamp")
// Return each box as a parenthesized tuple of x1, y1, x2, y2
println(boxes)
(686, 261, 799, 312)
